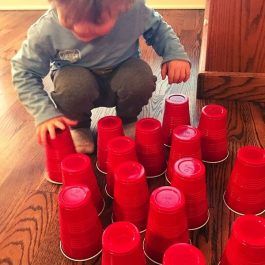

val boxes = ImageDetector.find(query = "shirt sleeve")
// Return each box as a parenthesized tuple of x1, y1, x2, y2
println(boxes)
(142, 5, 190, 64)
(11, 21, 62, 126)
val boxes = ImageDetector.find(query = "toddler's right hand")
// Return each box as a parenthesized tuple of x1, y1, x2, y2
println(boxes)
(36, 116, 78, 145)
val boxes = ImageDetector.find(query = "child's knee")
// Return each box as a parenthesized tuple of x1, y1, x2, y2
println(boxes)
(51, 66, 100, 112)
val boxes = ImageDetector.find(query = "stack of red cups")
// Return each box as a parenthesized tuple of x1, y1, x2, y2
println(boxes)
(198, 104, 229, 163)
(171, 158, 209, 230)
(102, 222, 146, 265)
(224, 146, 265, 215)
(163, 243, 206, 265)
(220, 215, 265, 265)
(135, 118, 166, 178)
(106, 136, 137, 198)
(166, 125, 201, 183)
(45, 127, 76, 184)
(61, 153, 105, 215)
(58, 186, 103, 261)
(161, 94, 190, 147)
(113, 161, 149, 232)
(144, 186, 189, 264)
(97, 116, 124, 174)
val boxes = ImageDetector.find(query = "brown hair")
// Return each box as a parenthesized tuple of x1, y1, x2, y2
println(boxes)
(52, 0, 135, 27)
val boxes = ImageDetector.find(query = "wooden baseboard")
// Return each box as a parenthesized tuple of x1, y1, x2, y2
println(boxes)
(197, 71, 265, 103)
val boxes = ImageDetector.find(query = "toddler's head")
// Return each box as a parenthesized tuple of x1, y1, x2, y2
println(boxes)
(51, 0, 135, 41)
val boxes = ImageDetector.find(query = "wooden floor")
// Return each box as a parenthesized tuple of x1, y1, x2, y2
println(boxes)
(0, 10, 264, 265)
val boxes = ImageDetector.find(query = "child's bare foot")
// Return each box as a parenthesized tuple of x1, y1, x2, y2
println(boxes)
(123, 122, 136, 139)
(70, 128, 95, 154)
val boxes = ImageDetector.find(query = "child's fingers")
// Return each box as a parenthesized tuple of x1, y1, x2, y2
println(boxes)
(183, 66, 191, 82)
(62, 117, 78, 126)
(168, 65, 175, 84)
(48, 124, 56, 140)
(178, 67, 186, 83)
(54, 120, 66, 130)
(173, 68, 181, 83)
(161, 64, 168, 80)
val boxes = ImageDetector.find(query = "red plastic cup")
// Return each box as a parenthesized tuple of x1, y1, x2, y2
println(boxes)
(113, 161, 149, 232)
(224, 146, 265, 215)
(61, 153, 104, 215)
(162, 94, 191, 147)
(171, 157, 209, 230)
(144, 186, 189, 264)
(58, 186, 103, 261)
(163, 243, 206, 265)
(198, 104, 228, 163)
(135, 118, 166, 178)
(97, 116, 124, 174)
(220, 215, 265, 265)
(45, 127, 76, 184)
(166, 125, 202, 183)
(106, 136, 137, 198)
(102, 222, 146, 265)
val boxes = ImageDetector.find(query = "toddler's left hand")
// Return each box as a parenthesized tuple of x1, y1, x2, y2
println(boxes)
(161, 60, 190, 84)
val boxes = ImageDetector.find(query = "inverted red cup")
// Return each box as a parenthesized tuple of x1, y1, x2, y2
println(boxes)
(97, 116, 124, 174)
(113, 161, 149, 232)
(45, 127, 76, 184)
(144, 186, 189, 264)
(106, 136, 137, 198)
(162, 94, 191, 147)
(166, 125, 202, 183)
(163, 243, 206, 265)
(61, 153, 104, 215)
(224, 146, 265, 215)
(135, 118, 166, 177)
(171, 157, 209, 230)
(102, 222, 146, 265)
(58, 186, 103, 261)
(220, 215, 265, 265)
(198, 104, 228, 163)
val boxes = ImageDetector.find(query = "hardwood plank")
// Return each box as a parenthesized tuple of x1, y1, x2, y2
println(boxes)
(198, 71, 265, 102)
(0, 191, 57, 265)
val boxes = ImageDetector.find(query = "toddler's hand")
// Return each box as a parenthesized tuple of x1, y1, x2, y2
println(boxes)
(36, 116, 78, 145)
(161, 60, 191, 84)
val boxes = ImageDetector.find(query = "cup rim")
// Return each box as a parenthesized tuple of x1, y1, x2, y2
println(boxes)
(223, 191, 265, 216)
(60, 241, 102, 262)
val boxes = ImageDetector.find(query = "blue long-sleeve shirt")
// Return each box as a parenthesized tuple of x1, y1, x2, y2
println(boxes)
(11, 0, 190, 125)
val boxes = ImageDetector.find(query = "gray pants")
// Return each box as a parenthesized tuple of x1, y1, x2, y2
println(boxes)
(51, 58, 156, 128)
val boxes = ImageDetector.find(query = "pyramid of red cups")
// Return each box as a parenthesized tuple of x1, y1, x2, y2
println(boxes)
(44, 94, 265, 265)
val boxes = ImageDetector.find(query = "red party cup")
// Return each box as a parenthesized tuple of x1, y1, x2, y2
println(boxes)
(224, 146, 265, 215)
(144, 186, 189, 264)
(97, 116, 124, 174)
(162, 94, 191, 147)
(45, 127, 76, 184)
(61, 153, 104, 215)
(113, 161, 149, 232)
(220, 215, 265, 265)
(163, 243, 206, 265)
(58, 186, 103, 261)
(135, 118, 166, 178)
(198, 104, 228, 163)
(106, 136, 137, 198)
(102, 222, 146, 265)
(171, 157, 209, 230)
(166, 125, 201, 183)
